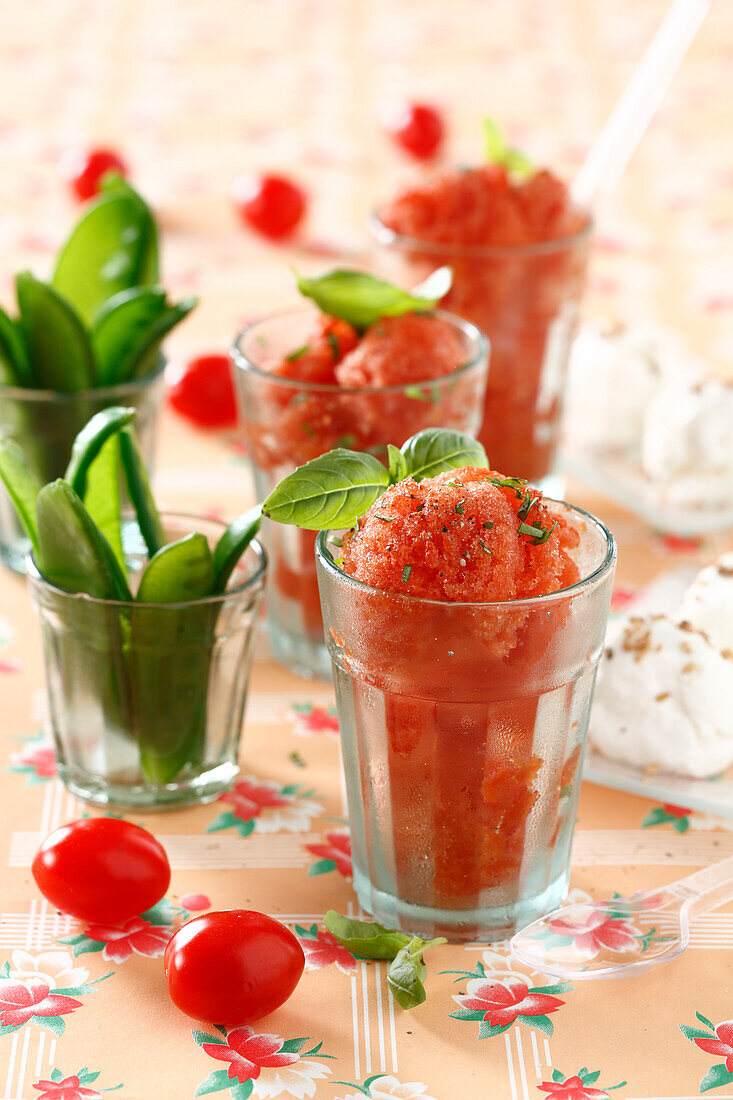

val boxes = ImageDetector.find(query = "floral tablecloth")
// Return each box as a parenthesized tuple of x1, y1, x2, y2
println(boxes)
(3, 1, 733, 1097)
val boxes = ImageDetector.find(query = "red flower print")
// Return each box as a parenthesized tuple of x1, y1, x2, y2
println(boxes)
(693, 1019, 733, 1071)
(299, 930, 357, 974)
(662, 803, 690, 818)
(610, 584, 637, 612)
(455, 977, 564, 1028)
(0, 979, 81, 1027)
(9, 742, 56, 778)
(0, 657, 22, 674)
(306, 830, 352, 877)
(291, 705, 339, 737)
(180, 893, 210, 911)
(83, 917, 171, 963)
(202, 1026, 298, 1083)
(658, 533, 702, 555)
(220, 777, 292, 822)
(538, 1077, 609, 1099)
(547, 909, 639, 956)
(32, 1076, 101, 1100)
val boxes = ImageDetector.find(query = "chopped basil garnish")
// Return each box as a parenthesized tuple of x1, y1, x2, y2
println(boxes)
(286, 343, 309, 361)
(483, 118, 533, 177)
(402, 564, 412, 583)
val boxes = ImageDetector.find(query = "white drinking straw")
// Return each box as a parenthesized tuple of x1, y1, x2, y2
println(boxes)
(571, 0, 711, 208)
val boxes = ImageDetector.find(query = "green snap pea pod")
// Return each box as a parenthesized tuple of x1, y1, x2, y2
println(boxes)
(130, 533, 217, 783)
(0, 306, 30, 386)
(64, 405, 136, 499)
(0, 437, 42, 555)
(118, 425, 165, 557)
(16, 272, 96, 392)
(51, 183, 158, 326)
(91, 287, 167, 386)
(211, 505, 261, 593)
(34, 480, 133, 744)
(83, 434, 125, 569)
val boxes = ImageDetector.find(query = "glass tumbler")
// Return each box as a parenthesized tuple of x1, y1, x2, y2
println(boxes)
(370, 213, 592, 488)
(315, 502, 615, 942)
(28, 514, 267, 810)
(232, 307, 488, 680)
(0, 364, 165, 573)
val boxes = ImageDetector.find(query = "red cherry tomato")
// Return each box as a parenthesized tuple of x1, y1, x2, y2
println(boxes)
(233, 173, 307, 241)
(168, 354, 238, 429)
(32, 818, 170, 924)
(165, 910, 305, 1026)
(63, 147, 128, 202)
(382, 102, 444, 160)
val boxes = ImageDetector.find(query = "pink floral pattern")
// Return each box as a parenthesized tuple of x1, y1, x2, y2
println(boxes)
(642, 803, 691, 832)
(454, 977, 564, 1029)
(207, 777, 322, 838)
(681, 1011, 733, 1091)
(31, 1066, 120, 1099)
(83, 917, 171, 964)
(295, 925, 357, 974)
(537, 1068, 625, 1099)
(0, 978, 81, 1029)
(194, 1025, 333, 1097)
(8, 736, 57, 783)
(546, 910, 639, 958)
(305, 829, 352, 878)
(289, 704, 340, 738)
(202, 1027, 299, 1083)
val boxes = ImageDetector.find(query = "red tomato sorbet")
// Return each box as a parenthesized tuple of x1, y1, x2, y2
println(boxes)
(378, 165, 590, 480)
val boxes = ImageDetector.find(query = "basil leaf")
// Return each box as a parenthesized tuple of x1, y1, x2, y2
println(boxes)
(400, 427, 488, 482)
(91, 286, 167, 385)
(64, 405, 136, 499)
(0, 305, 30, 386)
(83, 434, 125, 569)
(324, 911, 411, 959)
(0, 437, 42, 553)
(36, 479, 131, 600)
(52, 186, 157, 326)
(137, 533, 215, 603)
(118, 426, 165, 558)
(483, 118, 533, 177)
(387, 939, 428, 1010)
(212, 505, 261, 594)
(16, 273, 96, 392)
(387, 444, 408, 484)
(262, 448, 390, 530)
(295, 267, 452, 328)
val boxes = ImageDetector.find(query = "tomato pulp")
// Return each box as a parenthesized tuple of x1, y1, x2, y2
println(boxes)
(377, 165, 591, 481)
(321, 470, 610, 940)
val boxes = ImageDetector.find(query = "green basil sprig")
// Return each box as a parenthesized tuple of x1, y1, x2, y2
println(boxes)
(295, 266, 452, 329)
(483, 118, 533, 177)
(262, 427, 488, 531)
(324, 911, 445, 1010)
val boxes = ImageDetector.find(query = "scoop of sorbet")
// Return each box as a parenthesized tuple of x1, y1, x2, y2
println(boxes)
(340, 467, 579, 602)
(335, 313, 466, 388)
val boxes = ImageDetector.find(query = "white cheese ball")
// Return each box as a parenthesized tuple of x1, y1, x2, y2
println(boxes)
(590, 615, 733, 779)
(564, 320, 696, 451)
(641, 378, 733, 508)
(678, 553, 733, 654)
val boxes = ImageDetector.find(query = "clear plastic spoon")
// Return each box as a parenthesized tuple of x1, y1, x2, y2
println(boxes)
(510, 855, 733, 980)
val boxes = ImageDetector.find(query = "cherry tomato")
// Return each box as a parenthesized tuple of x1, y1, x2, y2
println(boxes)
(233, 173, 307, 240)
(63, 147, 128, 202)
(165, 910, 305, 1026)
(382, 102, 444, 160)
(32, 818, 170, 924)
(168, 354, 238, 429)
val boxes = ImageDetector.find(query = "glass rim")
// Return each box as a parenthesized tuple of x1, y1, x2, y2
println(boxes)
(315, 498, 616, 610)
(26, 510, 268, 610)
(230, 306, 489, 395)
(0, 358, 166, 403)
(368, 208, 595, 259)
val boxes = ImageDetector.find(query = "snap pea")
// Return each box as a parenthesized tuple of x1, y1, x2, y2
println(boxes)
(0, 306, 30, 386)
(83, 434, 125, 570)
(211, 505, 261, 593)
(64, 405, 136, 499)
(16, 273, 96, 392)
(0, 438, 42, 555)
(92, 287, 167, 386)
(118, 425, 165, 557)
